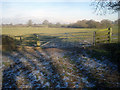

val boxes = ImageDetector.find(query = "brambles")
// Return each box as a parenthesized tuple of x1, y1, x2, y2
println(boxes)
(2, 35, 18, 52)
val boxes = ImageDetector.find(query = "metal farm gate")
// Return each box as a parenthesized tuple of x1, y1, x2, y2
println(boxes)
(14, 32, 93, 48)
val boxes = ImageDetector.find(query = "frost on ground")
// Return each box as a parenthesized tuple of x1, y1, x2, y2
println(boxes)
(2, 46, 120, 88)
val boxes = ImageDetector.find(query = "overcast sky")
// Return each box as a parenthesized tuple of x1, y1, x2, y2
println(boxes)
(1, 0, 118, 24)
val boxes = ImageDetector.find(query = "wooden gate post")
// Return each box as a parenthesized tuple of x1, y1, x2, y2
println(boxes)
(20, 36, 22, 42)
(93, 31, 96, 46)
(37, 41, 40, 47)
(108, 28, 112, 43)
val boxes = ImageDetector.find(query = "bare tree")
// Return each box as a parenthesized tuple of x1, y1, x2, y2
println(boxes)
(91, 0, 120, 15)
(27, 20, 33, 26)
(42, 20, 49, 25)
(101, 19, 112, 28)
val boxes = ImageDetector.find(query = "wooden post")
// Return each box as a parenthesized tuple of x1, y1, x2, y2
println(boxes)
(20, 36, 22, 43)
(93, 31, 96, 46)
(36, 34, 40, 47)
(108, 28, 112, 43)
(19, 36, 23, 45)
(110, 28, 112, 43)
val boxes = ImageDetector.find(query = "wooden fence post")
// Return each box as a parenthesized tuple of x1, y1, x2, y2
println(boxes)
(93, 31, 96, 46)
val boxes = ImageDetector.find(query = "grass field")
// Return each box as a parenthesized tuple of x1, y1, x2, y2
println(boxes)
(2, 26, 97, 36)
(2, 26, 118, 36)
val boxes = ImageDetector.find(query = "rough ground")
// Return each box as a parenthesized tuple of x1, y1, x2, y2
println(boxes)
(2, 46, 120, 88)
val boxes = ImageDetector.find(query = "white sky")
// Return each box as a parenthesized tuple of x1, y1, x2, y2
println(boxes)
(1, 0, 118, 24)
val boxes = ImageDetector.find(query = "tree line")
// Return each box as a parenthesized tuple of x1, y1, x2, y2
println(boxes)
(66, 19, 113, 28)
(2, 19, 119, 29)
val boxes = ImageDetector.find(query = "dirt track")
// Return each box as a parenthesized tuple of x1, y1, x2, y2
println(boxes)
(2, 46, 120, 88)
